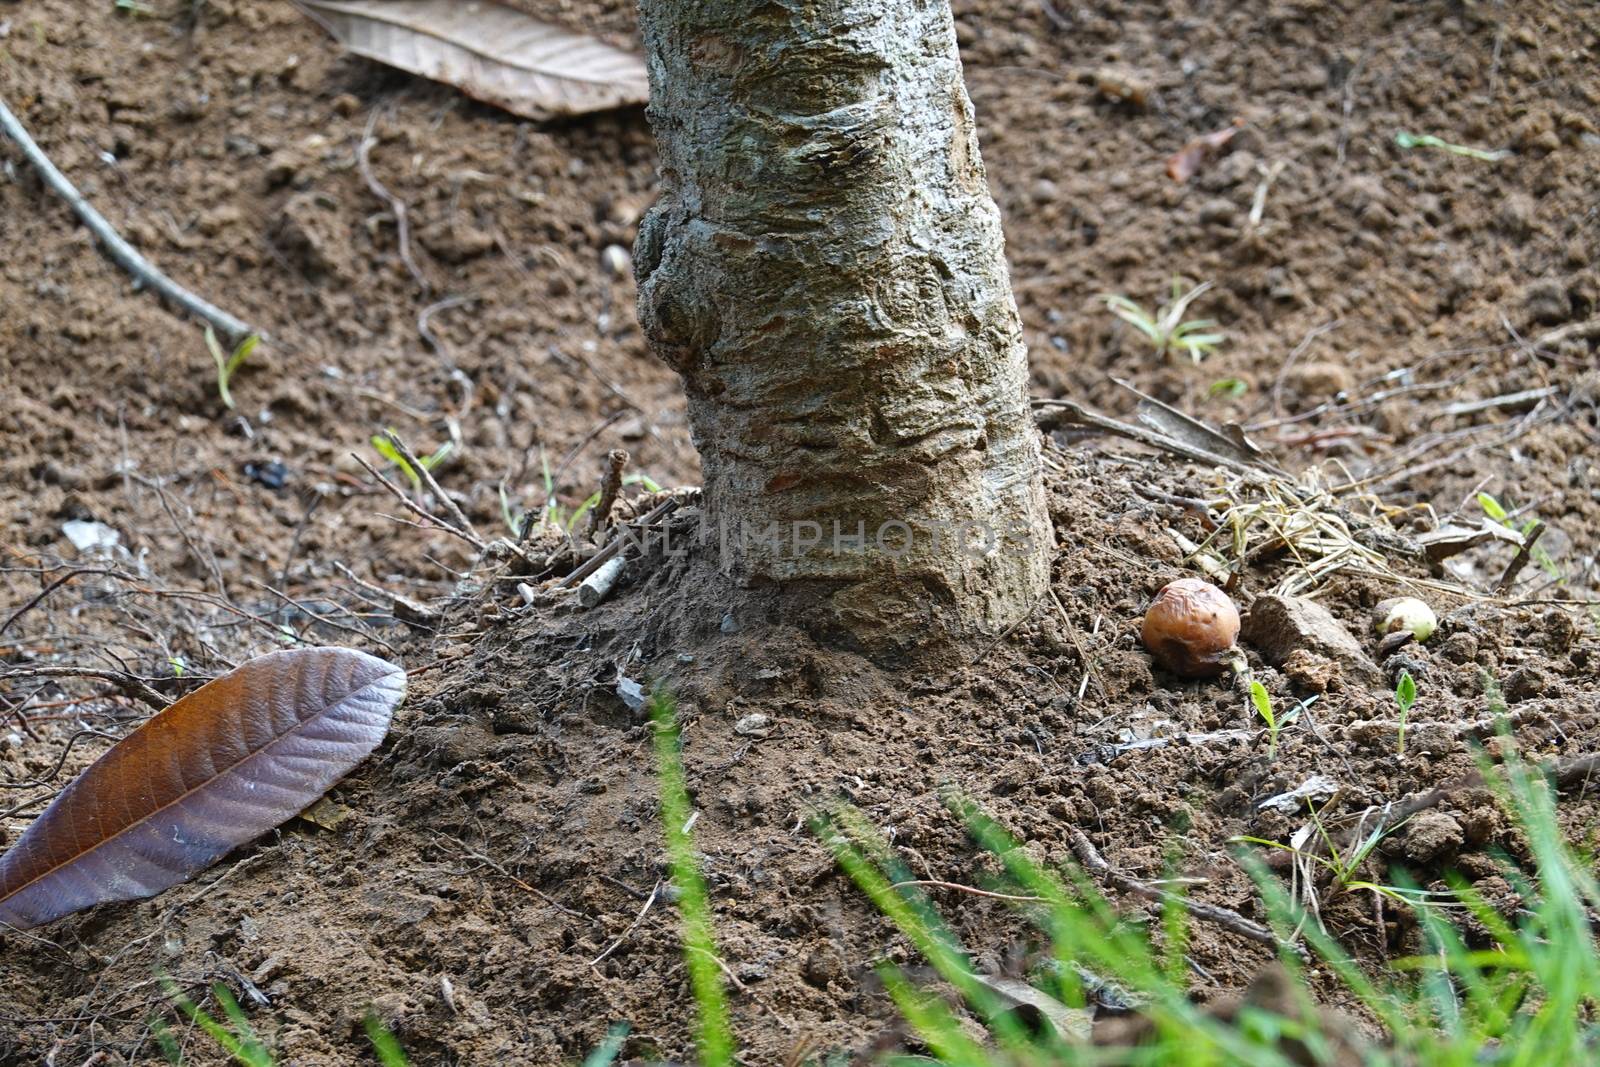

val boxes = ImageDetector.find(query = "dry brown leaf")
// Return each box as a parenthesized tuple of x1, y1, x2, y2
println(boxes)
(294, 0, 649, 120)
(1166, 120, 1244, 183)
(0, 647, 404, 930)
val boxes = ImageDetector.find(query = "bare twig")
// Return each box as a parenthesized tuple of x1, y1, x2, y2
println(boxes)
(357, 108, 429, 293)
(588, 449, 629, 538)
(1069, 829, 1307, 959)
(1034, 400, 1264, 477)
(1441, 387, 1560, 419)
(590, 879, 662, 966)
(0, 666, 168, 712)
(1496, 520, 1548, 592)
(0, 95, 260, 344)
(381, 430, 481, 544)
(889, 879, 1046, 903)
(352, 452, 487, 554)
(557, 494, 684, 589)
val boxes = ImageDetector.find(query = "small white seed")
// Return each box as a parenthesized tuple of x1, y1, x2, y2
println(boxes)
(600, 243, 631, 279)
(1373, 596, 1436, 643)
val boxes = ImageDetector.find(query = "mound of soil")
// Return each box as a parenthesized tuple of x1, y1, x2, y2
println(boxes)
(2, 0, 1597, 1063)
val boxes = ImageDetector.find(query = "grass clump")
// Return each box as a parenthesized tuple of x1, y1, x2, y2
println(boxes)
(1100, 279, 1225, 364)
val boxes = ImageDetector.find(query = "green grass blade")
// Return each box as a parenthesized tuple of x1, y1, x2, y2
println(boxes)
(579, 1023, 630, 1067)
(364, 1013, 408, 1066)
(651, 695, 735, 1067)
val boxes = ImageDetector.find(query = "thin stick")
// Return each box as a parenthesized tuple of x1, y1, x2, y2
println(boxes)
(381, 430, 481, 544)
(890, 879, 1045, 903)
(0, 95, 259, 344)
(1496, 520, 1547, 592)
(357, 108, 429, 293)
(588, 449, 629, 538)
(1069, 829, 1307, 960)
(0, 666, 168, 712)
(590, 880, 662, 966)
(352, 452, 487, 554)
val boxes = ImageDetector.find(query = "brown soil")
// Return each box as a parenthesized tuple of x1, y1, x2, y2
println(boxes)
(2, 0, 1598, 1064)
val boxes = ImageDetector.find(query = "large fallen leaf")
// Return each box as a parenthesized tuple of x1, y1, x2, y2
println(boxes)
(294, 0, 649, 119)
(0, 647, 405, 930)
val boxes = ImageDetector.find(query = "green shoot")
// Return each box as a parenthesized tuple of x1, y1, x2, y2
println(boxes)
(371, 431, 453, 494)
(157, 981, 273, 1067)
(205, 328, 260, 411)
(115, 0, 157, 15)
(1236, 801, 1424, 907)
(499, 482, 526, 538)
(363, 1014, 408, 1067)
(1101, 278, 1225, 364)
(153, 981, 410, 1065)
(650, 694, 734, 1067)
(1395, 669, 1418, 756)
(1249, 679, 1279, 757)
(579, 1023, 631, 1067)
(1395, 131, 1510, 162)
(1209, 377, 1249, 399)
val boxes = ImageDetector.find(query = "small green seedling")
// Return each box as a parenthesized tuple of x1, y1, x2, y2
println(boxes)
(115, 0, 157, 14)
(1238, 802, 1423, 906)
(1209, 377, 1249, 399)
(1249, 678, 1279, 757)
(371, 431, 453, 494)
(1394, 131, 1509, 163)
(206, 327, 261, 411)
(1101, 278, 1225, 364)
(1395, 669, 1417, 756)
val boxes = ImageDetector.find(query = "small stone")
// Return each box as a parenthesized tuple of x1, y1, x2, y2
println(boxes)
(1284, 361, 1353, 401)
(1402, 810, 1464, 863)
(600, 243, 631, 278)
(1502, 665, 1548, 703)
(332, 92, 362, 117)
(1281, 648, 1337, 692)
(1242, 595, 1382, 686)
(734, 713, 771, 737)
(720, 613, 740, 634)
(1520, 278, 1569, 325)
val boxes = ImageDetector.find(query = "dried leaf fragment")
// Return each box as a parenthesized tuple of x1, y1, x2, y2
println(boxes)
(0, 647, 404, 930)
(1166, 120, 1244, 183)
(293, 0, 649, 120)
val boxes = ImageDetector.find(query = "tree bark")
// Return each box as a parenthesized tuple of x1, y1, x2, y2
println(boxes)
(634, 0, 1050, 654)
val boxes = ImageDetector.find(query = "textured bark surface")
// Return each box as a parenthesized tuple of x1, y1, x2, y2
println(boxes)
(634, 0, 1050, 651)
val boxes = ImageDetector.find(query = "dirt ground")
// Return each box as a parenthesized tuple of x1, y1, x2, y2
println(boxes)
(2, 0, 1598, 1063)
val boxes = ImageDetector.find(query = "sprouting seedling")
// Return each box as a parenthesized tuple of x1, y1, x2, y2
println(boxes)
(1394, 131, 1509, 163)
(114, 0, 157, 14)
(499, 482, 526, 538)
(1237, 802, 1425, 907)
(1249, 679, 1279, 758)
(206, 327, 261, 411)
(1101, 278, 1225, 364)
(1395, 670, 1417, 757)
(1209, 377, 1248, 399)
(371, 431, 453, 494)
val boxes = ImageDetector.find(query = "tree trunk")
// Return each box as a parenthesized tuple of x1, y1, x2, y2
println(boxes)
(634, 0, 1051, 654)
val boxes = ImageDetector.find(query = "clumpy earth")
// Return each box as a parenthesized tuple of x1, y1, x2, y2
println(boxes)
(2, 0, 1598, 1063)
